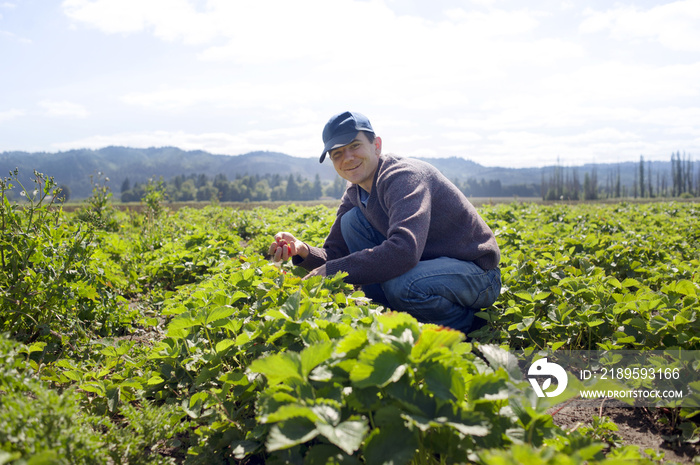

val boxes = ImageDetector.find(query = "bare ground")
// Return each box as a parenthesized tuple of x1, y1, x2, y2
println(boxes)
(549, 400, 699, 464)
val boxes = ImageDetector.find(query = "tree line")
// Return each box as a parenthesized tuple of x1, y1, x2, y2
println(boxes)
(119, 171, 542, 204)
(541, 151, 697, 201)
(451, 178, 538, 198)
(120, 173, 348, 203)
(120, 152, 696, 204)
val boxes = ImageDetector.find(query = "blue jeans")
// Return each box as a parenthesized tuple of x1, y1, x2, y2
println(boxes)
(340, 207, 501, 334)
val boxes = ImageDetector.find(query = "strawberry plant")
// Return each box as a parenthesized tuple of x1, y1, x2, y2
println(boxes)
(477, 202, 699, 352)
(0, 199, 697, 464)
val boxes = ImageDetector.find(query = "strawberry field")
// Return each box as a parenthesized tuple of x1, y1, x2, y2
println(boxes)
(1, 172, 699, 464)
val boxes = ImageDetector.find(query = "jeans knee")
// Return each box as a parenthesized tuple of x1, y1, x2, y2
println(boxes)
(381, 277, 406, 308)
(381, 275, 430, 312)
(473, 268, 501, 308)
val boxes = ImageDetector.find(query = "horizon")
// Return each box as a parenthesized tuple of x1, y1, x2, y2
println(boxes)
(2, 144, 689, 171)
(1, 1, 699, 168)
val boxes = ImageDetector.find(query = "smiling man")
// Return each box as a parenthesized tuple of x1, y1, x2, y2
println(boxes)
(269, 111, 501, 335)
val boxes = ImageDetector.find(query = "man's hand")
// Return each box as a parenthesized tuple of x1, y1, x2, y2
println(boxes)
(268, 232, 308, 262)
(303, 264, 326, 280)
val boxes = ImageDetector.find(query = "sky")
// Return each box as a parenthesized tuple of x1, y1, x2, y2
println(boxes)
(1, 0, 699, 168)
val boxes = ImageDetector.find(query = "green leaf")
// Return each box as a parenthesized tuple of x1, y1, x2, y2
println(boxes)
(350, 343, 406, 389)
(304, 445, 361, 465)
(385, 380, 437, 418)
(478, 344, 522, 380)
(363, 425, 418, 465)
(215, 338, 236, 353)
(265, 404, 318, 423)
(106, 386, 120, 413)
(147, 375, 165, 385)
(80, 382, 106, 396)
(167, 315, 197, 333)
(335, 329, 368, 358)
(25, 341, 46, 354)
(423, 362, 464, 402)
(674, 280, 697, 297)
(300, 341, 334, 378)
(586, 318, 605, 327)
(411, 326, 464, 362)
(280, 289, 301, 319)
(621, 278, 641, 288)
(549, 341, 566, 351)
(248, 352, 303, 386)
(448, 421, 489, 437)
(316, 419, 369, 455)
(206, 305, 236, 324)
(468, 371, 509, 402)
(266, 418, 319, 452)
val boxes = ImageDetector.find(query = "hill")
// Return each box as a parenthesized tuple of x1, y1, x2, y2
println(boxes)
(0, 146, 681, 200)
(0, 147, 337, 199)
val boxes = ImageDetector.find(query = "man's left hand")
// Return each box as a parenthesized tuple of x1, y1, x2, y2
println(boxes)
(303, 265, 326, 280)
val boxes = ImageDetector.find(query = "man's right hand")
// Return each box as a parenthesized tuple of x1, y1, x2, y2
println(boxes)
(268, 232, 309, 262)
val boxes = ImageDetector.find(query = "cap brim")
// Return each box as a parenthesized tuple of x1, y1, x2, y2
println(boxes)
(319, 131, 358, 163)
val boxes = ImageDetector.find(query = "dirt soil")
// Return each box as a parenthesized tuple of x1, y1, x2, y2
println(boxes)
(549, 400, 699, 464)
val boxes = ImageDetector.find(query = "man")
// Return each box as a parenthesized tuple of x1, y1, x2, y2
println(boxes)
(268, 111, 501, 334)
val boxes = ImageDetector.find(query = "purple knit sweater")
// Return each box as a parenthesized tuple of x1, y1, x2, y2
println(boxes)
(293, 154, 501, 285)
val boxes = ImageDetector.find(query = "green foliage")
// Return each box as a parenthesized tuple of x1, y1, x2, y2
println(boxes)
(0, 335, 189, 465)
(0, 170, 127, 344)
(143, 177, 167, 221)
(122, 172, 332, 203)
(76, 171, 119, 231)
(0, 334, 104, 464)
(478, 202, 700, 351)
(0, 200, 697, 464)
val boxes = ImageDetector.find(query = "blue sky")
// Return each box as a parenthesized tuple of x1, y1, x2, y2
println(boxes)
(1, 0, 699, 167)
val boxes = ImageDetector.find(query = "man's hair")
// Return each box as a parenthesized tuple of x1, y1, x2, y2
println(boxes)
(363, 131, 376, 144)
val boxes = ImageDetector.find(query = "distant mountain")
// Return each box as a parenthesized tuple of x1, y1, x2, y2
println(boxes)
(0, 147, 338, 199)
(0, 146, 677, 200)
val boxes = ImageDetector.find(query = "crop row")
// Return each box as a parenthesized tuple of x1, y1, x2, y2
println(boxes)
(1, 177, 698, 464)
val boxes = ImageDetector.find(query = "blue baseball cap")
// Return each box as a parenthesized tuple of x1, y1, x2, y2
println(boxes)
(320, 111, 374, 163)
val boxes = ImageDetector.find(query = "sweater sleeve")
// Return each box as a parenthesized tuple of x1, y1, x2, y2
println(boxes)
(325, 164, 432, 285)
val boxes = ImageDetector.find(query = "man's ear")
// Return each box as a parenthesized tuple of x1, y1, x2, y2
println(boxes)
(374, 136, 382, 155)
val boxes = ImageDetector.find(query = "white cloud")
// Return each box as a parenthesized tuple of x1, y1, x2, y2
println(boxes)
(474, 128, 648, 167)
(62, 0, 216, 44)
(443, 7, 542, 35)
(441, 131, 483, 142)
(580, 1, 700, 52)
(0, 108, 25, 122)
(39, 100, 89, 118)
(61, 0, 579, 73)
(0, 29, 31, 43)
(121, 80, 334, 112)
(8, 0, 694, 167)
(93, 0, 585, 120)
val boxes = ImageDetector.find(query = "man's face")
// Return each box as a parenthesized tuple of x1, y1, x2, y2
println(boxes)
(328, 131, 382, 192)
